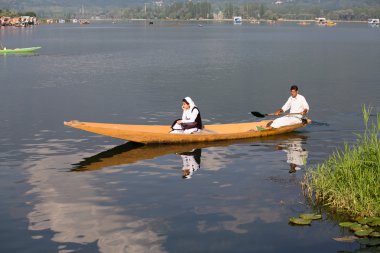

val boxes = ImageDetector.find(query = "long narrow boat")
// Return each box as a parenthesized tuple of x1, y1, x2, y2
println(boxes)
(0, 47, 41, 54)
(64, 119, 311, 144)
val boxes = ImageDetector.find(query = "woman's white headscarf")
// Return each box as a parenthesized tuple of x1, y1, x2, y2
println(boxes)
(183, 97, 196, 111)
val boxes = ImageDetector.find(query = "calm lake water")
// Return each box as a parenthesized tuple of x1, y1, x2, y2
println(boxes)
(0, 21, 379, 253)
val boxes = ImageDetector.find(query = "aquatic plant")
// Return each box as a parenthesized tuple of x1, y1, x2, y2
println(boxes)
(302, 105, 380, 217)
(289, 217, 312, 225)
(288, 213, 322, 225)
(337, 217, 380, 242)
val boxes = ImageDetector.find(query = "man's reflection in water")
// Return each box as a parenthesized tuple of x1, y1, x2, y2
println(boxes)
(178, 149, 201, 179)
(276, 138, 308, 173)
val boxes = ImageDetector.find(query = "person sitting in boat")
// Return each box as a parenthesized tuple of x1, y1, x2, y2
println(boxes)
(170, 97, 203, 134)
(267, 85, 309, 128)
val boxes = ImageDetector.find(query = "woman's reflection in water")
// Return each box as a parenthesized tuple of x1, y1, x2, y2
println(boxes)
(276, 138, 308, 174)
(178, 149, 201, 179)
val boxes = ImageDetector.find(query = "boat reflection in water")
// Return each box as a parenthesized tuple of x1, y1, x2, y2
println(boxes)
(71, 133, 307, 175)
(71, 141, 210, 173)
(71, 139, 252, 178)
(178, 149, 201, 179)
(275, 137, 308, 173)
(72, 141, 206, 179)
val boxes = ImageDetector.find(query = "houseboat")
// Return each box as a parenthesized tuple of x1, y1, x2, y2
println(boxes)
(233, 16, 242, 25)
(316, 17, 327, 25)
(368, 18, 379, 26)
(316, 17, 336, 27)
(79, 19, 90, 25)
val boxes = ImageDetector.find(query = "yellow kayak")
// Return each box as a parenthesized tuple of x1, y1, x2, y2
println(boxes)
(64, 119, 311, 144)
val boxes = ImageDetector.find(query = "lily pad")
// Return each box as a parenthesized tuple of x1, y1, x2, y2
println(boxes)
(350, 223, 363, 231)
(358, 217, 375, 225)
(368, 218, 380, 227)
(339, 222, 356, 228)
(332, 235, 357, 243)
(355, 229, 374, 237)
(289, 217, 312, 225)
(300, 213, 322, 220)
(370, 232, 380, 238)
(357, 238, 380, 246)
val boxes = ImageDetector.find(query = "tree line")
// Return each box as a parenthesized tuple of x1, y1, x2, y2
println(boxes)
(0, 9, 37, 17)
(121, 3, 380, 21)
(2, 3, 379, 21)
(122, 2, 212, 20)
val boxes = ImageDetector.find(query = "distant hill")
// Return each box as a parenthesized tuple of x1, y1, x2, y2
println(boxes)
(0, 0, 136, 9)
(2, 0, 380, 9)
(1, 0, 379, 18)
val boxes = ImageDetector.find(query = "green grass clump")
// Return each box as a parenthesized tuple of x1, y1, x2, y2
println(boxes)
(302, 105, 380, 217)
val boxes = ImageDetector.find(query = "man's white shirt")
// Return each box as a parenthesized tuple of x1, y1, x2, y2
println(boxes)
(282, 94, 309, 118)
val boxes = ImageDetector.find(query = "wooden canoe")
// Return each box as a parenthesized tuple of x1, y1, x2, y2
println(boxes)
(64, 119, 311, 144)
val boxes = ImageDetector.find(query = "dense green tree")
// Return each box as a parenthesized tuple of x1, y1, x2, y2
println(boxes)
(263, 9, 278, 20)
(259, 4, 265, 18)
(310, 6, 321, 17)
(223, 3, 233, 19)
(21, 11, 37, 16)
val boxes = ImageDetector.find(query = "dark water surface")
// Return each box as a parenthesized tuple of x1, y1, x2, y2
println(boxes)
(0, 22, 379, 252)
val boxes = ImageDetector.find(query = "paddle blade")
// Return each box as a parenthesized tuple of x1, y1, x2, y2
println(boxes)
(251, 111, 266, 118)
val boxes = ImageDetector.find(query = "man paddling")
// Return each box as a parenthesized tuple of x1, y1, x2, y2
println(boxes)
(267, 85, 309, 128)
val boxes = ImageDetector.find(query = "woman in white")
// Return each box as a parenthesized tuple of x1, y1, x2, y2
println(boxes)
(170, 97, 203, 134)
(268, 85, 309, 129)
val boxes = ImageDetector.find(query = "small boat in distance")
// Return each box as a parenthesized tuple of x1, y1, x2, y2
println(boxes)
(233, 16, 242, 25)
(79, 19, 90, 25)
(64, 119, 311, 144)
(368, 18, 379, 26)
(316, 17, 327, 25)
(315, 17, 336, 27)
(250, 19, 260, 24)
(326, 20, 337, 27)
(0, 46, 41, 54)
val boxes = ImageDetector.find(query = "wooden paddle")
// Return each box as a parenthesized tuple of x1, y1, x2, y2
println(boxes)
(251, 111, 302, 118)
(251, 111, 272, 118)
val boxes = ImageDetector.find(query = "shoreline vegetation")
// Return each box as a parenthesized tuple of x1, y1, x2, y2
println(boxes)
(40, 18, 370, 23)
(1, 3, 379, 23)
(0, 17, 371, 27)
(302, 106, 380, 218)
